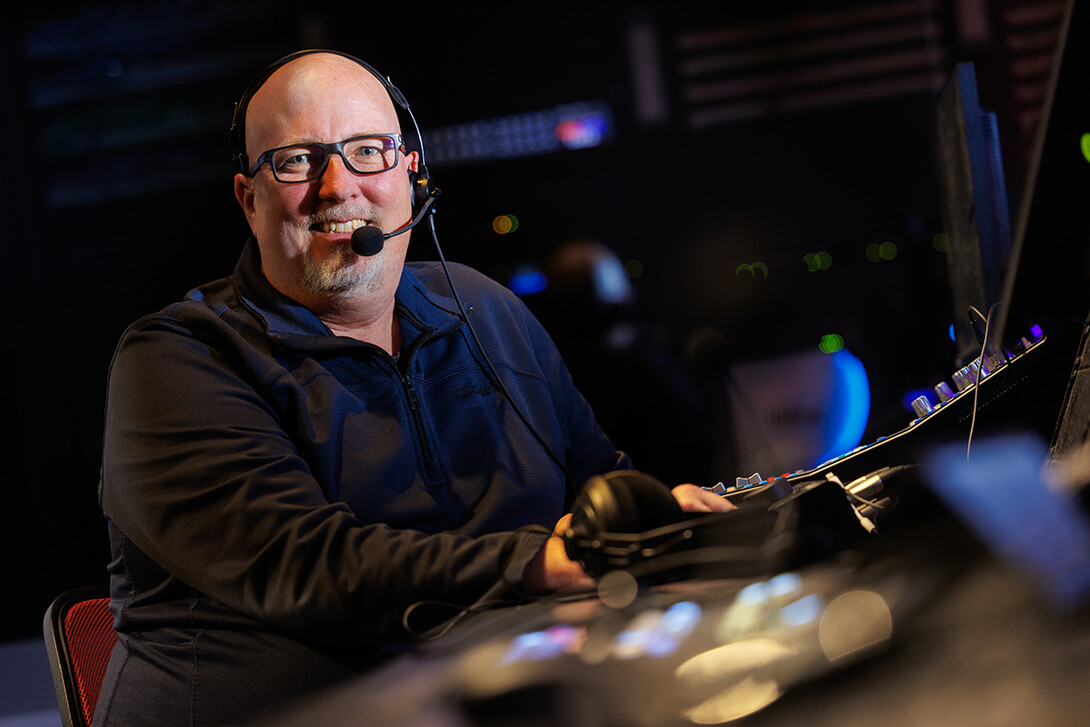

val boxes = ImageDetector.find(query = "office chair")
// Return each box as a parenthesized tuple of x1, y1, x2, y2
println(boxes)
(43, 586, 116, 727)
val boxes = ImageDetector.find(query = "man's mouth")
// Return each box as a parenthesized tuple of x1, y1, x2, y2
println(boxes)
(313, 219, 368, 234)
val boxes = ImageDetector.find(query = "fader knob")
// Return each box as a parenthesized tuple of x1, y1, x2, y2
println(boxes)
(911, 395, 934, 419)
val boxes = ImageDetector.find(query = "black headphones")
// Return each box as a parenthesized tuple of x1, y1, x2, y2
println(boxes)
(563, 470, 685, 576)
(227, 49, 433, 211)
(564, 469, 797, 581)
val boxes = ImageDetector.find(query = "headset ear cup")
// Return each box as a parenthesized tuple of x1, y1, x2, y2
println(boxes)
(410, 168, 430, 211)
(611, 471, 684, 531)
(570, 470, 682, 536)
(565, 470, 685, 576)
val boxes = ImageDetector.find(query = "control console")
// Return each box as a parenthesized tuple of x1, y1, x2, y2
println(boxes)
(714, 327, 1048, 508)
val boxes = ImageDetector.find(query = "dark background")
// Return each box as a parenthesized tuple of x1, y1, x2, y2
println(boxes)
(0, 0, 1075, 640)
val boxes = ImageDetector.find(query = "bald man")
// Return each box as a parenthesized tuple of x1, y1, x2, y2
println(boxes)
(94, 51, 727, 725)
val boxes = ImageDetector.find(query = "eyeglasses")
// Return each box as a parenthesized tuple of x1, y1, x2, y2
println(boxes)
(247, 133, 404, 183)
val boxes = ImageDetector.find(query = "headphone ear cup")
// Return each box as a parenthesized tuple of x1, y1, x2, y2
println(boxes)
(570, 470, 683, 537)
(409, 168, 430, 211)
(564, 470, 685, 576)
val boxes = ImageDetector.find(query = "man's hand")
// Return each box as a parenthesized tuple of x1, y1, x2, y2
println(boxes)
(670, 483, 738, 513)
(523, 483, 736, 594)
(522, 513, 596, 593)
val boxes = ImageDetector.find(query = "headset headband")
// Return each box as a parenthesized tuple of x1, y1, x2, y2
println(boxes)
(227, 49, 416, 175)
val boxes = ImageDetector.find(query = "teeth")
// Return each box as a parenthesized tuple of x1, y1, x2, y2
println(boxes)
(318, 219, 367, 234)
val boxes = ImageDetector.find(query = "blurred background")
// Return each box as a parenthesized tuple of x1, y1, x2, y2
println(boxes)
(0, 0, 1079, 655)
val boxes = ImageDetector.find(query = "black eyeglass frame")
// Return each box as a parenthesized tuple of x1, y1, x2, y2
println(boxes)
(246, 133, 405, 183)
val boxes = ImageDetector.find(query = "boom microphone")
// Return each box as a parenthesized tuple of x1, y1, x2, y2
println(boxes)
(350, 188, 441, 257)
(350, 225, 386, 256)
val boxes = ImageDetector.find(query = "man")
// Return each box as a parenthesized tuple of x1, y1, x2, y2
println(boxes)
(94, 50, 728, 726)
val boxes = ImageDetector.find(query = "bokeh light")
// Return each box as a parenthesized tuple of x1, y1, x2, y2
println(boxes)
(819, 334, 844, 354)
(736, 262, 769, 278)
(492, 214, 519, 235)
(866, 242, 898, 262)
(804, 252, 832, 272)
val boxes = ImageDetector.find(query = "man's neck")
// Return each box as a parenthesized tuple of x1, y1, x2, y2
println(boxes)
(262, 263, 403, 355)
(324, 308, 402, 355)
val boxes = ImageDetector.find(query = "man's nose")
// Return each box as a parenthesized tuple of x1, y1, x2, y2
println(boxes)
(316, 152, 361, 200)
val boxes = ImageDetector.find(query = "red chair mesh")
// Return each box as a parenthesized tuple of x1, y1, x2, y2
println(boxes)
(63, 598, 117, 726)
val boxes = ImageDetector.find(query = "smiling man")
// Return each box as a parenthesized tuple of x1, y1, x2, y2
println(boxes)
(93, 50, 729, 726)
(234, 53, 413, 341)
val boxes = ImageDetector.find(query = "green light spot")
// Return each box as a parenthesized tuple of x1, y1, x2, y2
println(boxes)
(804, 252, 831, 271)
(933, 233, 949, 252)
(866, 244, 881, 262)
(736, 262, 768, 278)
(879, 241, 898, 260)
(819, 334, 844, 354)
(624, 259, 644, 279)
(1081, 133, 1090, 164)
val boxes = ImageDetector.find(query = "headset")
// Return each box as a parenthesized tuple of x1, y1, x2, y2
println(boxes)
(227, 48, 433, 212)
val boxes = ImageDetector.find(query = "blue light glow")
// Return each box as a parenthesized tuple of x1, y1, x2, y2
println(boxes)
(816, 349, 870, 466)
(555, 103, 612, 149)
(779, 594, 823, 628)
(508, 269, 548, 296)
(660, 601, 702, 633)
(556, 117, 608, 149)
(902, 388, 936, 412)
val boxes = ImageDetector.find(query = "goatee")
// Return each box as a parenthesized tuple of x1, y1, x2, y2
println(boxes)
(301, 243, 384, 297)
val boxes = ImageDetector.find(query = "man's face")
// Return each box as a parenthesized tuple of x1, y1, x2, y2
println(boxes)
(234, 54, 419, 306)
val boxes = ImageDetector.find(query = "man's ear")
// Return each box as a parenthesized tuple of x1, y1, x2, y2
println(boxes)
(234, 173, 257, 233)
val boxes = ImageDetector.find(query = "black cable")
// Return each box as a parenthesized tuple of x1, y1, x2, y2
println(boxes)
(402, 596, 525, 640)
(423, 210, 580, 505)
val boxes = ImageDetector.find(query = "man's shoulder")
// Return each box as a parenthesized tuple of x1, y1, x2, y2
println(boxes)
(404, 260, 507, 295)
(117, 274, 254, 347)
(406, 260, 531, 308)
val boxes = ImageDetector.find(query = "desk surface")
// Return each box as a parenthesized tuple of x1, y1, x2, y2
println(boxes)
(257, 509, 1090, 727)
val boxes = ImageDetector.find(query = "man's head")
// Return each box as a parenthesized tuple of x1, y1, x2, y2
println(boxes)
(233, 52, 419, 312)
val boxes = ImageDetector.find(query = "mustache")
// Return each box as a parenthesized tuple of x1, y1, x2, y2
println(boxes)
(308, 205, 374, 226)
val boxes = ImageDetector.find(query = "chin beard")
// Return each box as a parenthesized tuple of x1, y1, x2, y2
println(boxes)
(300, 243, 384, 297)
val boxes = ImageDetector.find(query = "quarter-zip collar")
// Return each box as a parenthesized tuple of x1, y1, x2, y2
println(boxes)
(229, 238, 465, 353)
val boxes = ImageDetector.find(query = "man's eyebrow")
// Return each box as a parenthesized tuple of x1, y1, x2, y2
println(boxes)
(266, 132, 391, 148)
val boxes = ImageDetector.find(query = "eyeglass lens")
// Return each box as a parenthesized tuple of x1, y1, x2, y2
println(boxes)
(271, 135, 399, 182)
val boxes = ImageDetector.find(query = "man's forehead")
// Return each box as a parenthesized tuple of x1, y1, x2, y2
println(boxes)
(246, 54, 398, 147)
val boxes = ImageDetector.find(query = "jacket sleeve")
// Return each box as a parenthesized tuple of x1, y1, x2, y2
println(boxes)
(99, 310, 549, 652)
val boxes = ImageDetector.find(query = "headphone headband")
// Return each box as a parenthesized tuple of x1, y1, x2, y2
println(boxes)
(228, 49, 415, 174)
(228, 49, 431, 209)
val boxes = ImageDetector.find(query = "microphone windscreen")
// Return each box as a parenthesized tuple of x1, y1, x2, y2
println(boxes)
(351, 225, 385, 256)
